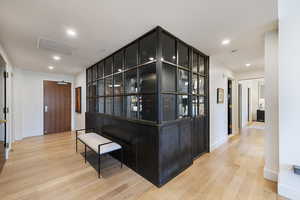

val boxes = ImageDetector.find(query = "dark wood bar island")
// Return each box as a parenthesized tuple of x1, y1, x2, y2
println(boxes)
(85, 26, 209, 187)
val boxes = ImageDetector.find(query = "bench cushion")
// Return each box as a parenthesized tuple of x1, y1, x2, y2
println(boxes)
(101, 125, 140, 144)
(78, 133, 121, 155)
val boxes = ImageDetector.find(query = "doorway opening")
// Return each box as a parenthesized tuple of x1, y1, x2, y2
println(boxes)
(43, 80, 71, 134)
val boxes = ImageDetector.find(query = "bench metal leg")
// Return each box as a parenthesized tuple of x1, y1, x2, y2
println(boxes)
(98, 146, 101, 178)
(121, 148, 123, 169)
(76, 138, 78, 153)
(84, 144, 87, 163)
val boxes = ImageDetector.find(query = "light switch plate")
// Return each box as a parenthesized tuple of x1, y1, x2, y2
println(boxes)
(293, 165, 300, 175)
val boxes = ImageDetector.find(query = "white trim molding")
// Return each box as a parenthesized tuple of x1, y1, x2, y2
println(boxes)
(264, 167, 278, 182)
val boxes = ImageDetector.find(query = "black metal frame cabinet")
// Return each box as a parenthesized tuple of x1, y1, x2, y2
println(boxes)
(85, 26, 209, 186)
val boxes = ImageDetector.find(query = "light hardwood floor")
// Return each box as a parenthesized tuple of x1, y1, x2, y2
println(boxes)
(0, 124, 285, 200)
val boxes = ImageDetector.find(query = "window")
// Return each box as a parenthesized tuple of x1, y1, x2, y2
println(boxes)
(192, 52, 198, 73)
(114, 51, 123, 73)
(139, 95, 156, 121)
(92, 65, 97, 81)
(114, 74, 123, 95)
(98, 97, 104, 113)
(124, 95, 138, 119)
(87, 68, 92, 83)
(192, 74, 198, 94)
(105, 77, 113, 96)
(178, 69, 189, 93)
(139, 63, 156, 93)
(199, 96, 205, 116)
(105, 97, 113, 115)
(161, 32, 176, 64)
(125, 69, 137, 94)
(140, 32, 156, 64)
(199, 77, 205, 95)
(178, 42, 189, 68)
(162, 63, 176, 92)
(192, 96, 198, 117)
(105, 57, 113, 76)
(178, 95, 189, 118)
(162, 94, 176, 121)
(98, 62, 104, 78)
(97, 79, 104, 96)
(125, 42, 138, 68)
(114, 96, 123, 116)
(199, 56, 205, 74)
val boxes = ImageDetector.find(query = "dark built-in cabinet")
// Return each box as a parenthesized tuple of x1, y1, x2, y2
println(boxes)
(86, 26, 209, 186)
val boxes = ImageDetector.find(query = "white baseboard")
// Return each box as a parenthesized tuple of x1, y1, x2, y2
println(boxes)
(210, 137, 228, 152)
(264, 167, 278, 182)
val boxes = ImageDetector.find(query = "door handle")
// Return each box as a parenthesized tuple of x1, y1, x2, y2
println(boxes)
(45, 106, 48, 113)
(0, 120, 6, 124)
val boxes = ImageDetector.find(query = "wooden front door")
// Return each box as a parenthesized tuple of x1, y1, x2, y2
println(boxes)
(44, 80, 71, 134)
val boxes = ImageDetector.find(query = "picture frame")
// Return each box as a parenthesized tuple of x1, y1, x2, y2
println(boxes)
(75, 87, 82, 113)
(217, 88, 224, 104)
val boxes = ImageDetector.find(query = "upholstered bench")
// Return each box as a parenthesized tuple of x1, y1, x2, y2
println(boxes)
(75, 129, 123, 178)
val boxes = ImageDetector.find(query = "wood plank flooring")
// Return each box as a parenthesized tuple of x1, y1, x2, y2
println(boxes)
(0, 124, 286, 200)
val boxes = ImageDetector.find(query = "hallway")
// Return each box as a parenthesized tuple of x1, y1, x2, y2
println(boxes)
(0, 126, 285, 200)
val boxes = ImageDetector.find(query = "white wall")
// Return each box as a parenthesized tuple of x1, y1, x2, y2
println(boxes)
(13, 68, 75, 140)
(264, 31, 279, 183)
(209, 57, 237, 151)
(74, 70, 86, 130)
(278, 1, 300, 199)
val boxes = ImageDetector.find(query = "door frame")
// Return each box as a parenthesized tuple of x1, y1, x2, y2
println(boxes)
(227, 79, 233, 135)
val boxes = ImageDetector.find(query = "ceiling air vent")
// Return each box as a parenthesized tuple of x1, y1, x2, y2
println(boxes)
(37, 38, 73, 55)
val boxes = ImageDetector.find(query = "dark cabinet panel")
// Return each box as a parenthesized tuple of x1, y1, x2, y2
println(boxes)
(140, 32, 156, 64)
(104, 57, 113, 76)
(178, 42, 189, 68)
(162, 64, 176, 92)
(139, 64, 156, 94)
(125, 42, 138, 69)
(162, 94, 176, 121)
(139, 95, 157, 122)
(161, 32, 176, 64)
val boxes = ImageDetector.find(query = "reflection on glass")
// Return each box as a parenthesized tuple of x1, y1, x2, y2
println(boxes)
(105, 97, 113, 115)
(89, 98, 96, 113)
(105, 57, 113, 76)
(162, 32, 176, 64)
(114, 51, 123, 73)
(90, 82, 97, 97)
(199, 77, 205, 95)
(162, 95, 176, 121)
(199, 56, 205, 74)
(114, 74, 123, 95)
(97, 79, 104, 96)
(192, 96, 198, 117)
(98, 62, 104, 78)
(192, 74, 198, 94)
(178, 42, 189, 68)
(105, 77, 113, 96)
(199, 96, 205, 116)
(87, 69, 92, 83)
(139, 64, 156, 93)
(92, 65, 97, 81)
(98, 97, 104, 113)
(140, 32, 156, 64)
(178, 69, 189, 93)
(125, 42, 138, 68)
(114, 96, 123, 116)
(139, 95, 156, 121)
(178, 95, 189, 118)
(192, 52, 198, 73)
(124, 96, 138, 119)
(162, 64, 176, 92)
(125, 69, 137, 94)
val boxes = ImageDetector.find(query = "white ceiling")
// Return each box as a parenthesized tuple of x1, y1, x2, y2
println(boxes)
(0, 0, 277, 75)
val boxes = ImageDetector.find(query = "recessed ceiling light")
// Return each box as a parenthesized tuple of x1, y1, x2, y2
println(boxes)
(245, 63, 251, 67)
(53, 55, 61, 61)
(48, 66, 54, 70)
(66, 28, 77, 37)
(222, 39, 231, 45)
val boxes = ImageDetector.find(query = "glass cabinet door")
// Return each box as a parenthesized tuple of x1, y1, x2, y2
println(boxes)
(140, 32, 156, 64)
